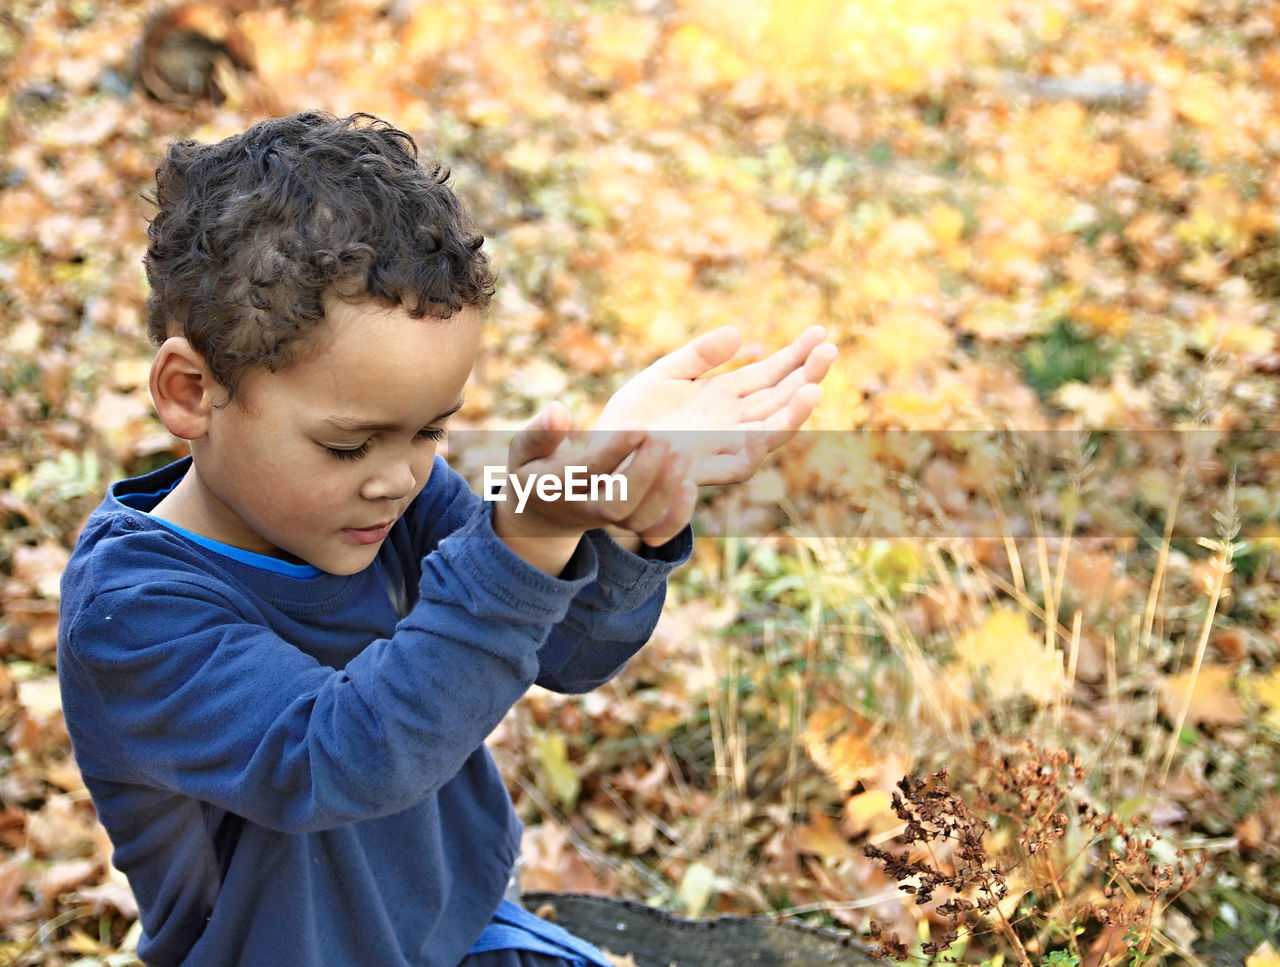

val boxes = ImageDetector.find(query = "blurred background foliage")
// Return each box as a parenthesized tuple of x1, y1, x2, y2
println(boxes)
(0, 0, 1278, 964)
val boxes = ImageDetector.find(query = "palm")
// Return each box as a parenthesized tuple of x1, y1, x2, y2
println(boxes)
(595, 326, 836, 485)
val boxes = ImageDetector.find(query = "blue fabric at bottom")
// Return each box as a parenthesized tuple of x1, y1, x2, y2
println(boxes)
(465, 899, 614, 966)
(460, 949, 592, 967)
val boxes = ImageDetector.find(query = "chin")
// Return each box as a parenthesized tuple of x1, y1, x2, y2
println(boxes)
(314, 550, 381, 577)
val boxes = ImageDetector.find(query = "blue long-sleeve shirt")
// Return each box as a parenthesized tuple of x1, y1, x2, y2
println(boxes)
(57, 456, 690, 966)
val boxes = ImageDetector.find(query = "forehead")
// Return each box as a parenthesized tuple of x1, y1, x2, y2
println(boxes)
(242, 298, 481, 421)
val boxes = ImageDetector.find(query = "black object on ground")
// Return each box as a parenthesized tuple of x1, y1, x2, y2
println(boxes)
(521, 892, 880, 967)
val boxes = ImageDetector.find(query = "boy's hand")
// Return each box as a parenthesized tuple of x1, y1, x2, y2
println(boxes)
(595, 325, 837, 486)
(492, 403, 697, 573)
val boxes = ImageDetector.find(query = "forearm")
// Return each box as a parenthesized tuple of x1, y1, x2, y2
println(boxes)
(535, 523, 693, 692)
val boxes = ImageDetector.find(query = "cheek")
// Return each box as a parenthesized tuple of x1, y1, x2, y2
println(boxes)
(414, 450, 436, 490)
(253, 456, 352, 522)
(296, 474, 355, 514)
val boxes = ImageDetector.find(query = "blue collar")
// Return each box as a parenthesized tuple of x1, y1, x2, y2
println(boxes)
(116, 473, 322, 580)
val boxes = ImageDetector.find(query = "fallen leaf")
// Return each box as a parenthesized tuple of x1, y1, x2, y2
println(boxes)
(955, 608, 1064, 704)
(1249, 668, 1280, 731)
(78, 878, 139, 920)
(842, 790, 900, 839)
(530, 731, 580, 810)
(797, 811, 851, 866)
(1157, 664, 1246, 728)
(9, 543, 70, 600)
(678, 861, 716, 917)
(802, 708, 881, 790)
(520, 823, 614, 896)
(26, 796, 98, 859)
(16, 676, 62, 721)
(0, 857, 32, 923)
(40, 858, 98, 901)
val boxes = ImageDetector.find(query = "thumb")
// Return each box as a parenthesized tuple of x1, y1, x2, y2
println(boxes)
(508, 402, 570, 468)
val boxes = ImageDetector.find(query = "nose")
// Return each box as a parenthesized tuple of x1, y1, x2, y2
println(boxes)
(361, 458, 417, 502)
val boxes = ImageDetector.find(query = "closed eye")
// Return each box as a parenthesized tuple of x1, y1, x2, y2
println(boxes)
(323, 426, 445, 461)
(325, 441, 372, 461)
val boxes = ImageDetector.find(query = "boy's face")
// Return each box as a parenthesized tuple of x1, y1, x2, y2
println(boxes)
(182, 297, 481, 575)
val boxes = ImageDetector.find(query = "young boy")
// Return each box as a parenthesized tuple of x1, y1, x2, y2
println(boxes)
(57, 112, 834, 967)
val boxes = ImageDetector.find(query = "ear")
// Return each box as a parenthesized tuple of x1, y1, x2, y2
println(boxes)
(150, 337, 223, 440)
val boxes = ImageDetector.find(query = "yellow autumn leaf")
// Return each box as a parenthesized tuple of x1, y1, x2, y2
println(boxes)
(1157, 664, 1246, 728)
(1249, 668, 1280, 731)
(843, 790, 900, 839)
(875, 374, 981, 430)
(955, 608, 1063, 704)
(1191, 318, 1276, 356)
(531, 732, 581, 809)
(870, 218, 937, 261)
(861, 306, 954, 375)
(1176, 73, 1228, 127)
(238, 10, 318, 86)
(680, 0, 1011, 94)
(662, 22, 750, 88)
(925, 204, 967, 248)
(1054, 382, 1120, 425)
(798, 811, 851, 865)
(399, 2, 476, 59)
(584, 13, 660, 87)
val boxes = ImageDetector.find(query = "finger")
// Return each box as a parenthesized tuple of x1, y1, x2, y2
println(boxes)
(651, 326, 742, 381)
(624, 449, 689, 534)
(599, 435, 669, 523)
(508, 402, 571, 468)
(691, 439, 765, 486)
(804, 340, 838, 385)
(576, 426, 648, 477)
(740, 370, 805, 423)
(692, 381, 824, 484)
(723, 326, 826, 395)
(638, 478, 698, 547)
(737, 339, 833, 422)
(758, 382, 822, 450)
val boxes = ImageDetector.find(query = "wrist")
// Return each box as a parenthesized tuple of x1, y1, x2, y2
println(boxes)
(492, 502, 584, 576)
(601, 524, 643, 553)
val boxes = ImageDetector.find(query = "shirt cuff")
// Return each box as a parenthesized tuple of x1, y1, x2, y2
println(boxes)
(427, 501, 599, 625)
(583, 523, 692, 612)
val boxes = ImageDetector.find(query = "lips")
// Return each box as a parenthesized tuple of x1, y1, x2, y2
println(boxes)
(342, 521, 393, 545)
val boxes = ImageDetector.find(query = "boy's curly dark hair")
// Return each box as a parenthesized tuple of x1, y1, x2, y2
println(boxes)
(144, 111, 495, 398)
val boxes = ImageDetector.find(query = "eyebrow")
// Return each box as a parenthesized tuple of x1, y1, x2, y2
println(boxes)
(320, 397, 465, 434)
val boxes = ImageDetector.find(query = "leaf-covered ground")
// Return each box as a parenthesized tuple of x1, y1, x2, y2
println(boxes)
(0, 0, 1277, 964)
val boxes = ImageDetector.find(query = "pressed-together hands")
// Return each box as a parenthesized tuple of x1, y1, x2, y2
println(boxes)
(492, 326, 837, 573)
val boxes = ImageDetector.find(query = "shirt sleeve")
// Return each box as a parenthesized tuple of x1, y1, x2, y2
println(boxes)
(532, 524, 693, 693)
(60, 503, 600, 835)
(406, 456, 693, 694)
